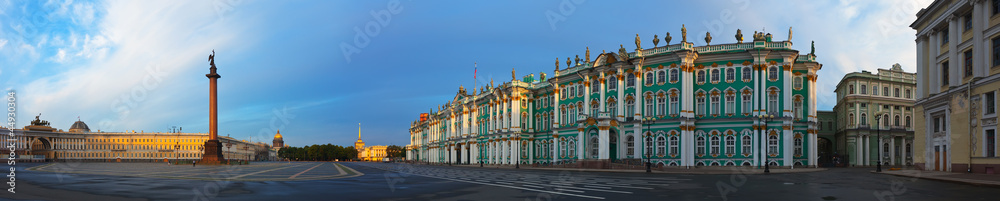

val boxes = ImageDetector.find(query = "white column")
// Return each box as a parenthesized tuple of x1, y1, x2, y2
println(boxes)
(633, 125, 642, 158)
(553, 136, 560, 163)
(635, 70, 643, 119)
(948, 16, 958, 87)
(585, 80, 592, 116)
(978, 1, 990, 77)
(554, 84, 561, 128)
(600, 73, 607, 113)
(890, 137, 896, 165)
(617, 73, 625, 121)
(513, 96, 521, 132)
(578, 130, 584, 159)
(529, 140, 534, 164)
(598, 129, 609, 159)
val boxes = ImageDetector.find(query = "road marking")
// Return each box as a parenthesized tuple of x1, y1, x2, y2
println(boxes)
(289, 163, 323, 179)
(360, 164, 605, 199)
(554, 181, 655, 189)
(515, 181, 633, 194)
(555, 188, 585, 193)
(229, 164, 308, 179)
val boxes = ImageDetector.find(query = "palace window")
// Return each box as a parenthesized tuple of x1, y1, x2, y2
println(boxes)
(568, 139, 576, 157)
(656, 136, 666, 156)
(608, 100, 617, 117)
(568, 105, 576, 123)
(895, 115, 901, 126)
(882, 87, 888, 97)
(767, 135, 778, 155)
(711, 93, 720, 116)
(628, 73, 637, 87)
(711, 69, 720, 83)
(742, 67, 751, 81)
(861, 113, 868, 126)
(561, 87, 567, 99)
(670, 92, 679, 116)
(697, 94, 706, 116)
(657, 95, 666, 116)
(995, 0, 1000, 15)
(570, 85, 577, 97)
(725, 136, 735, 155)
(987, 129, 996, 157)
(591, 100, 599, 115)
(577, 84, 584, 96)
(894, 88, 900, 98)
(965, 13, 973, 32)
(669, 69, 679, 83)
(627, 135, 635, 156)
(742, 135, 751, 154)
(966, 50, 974, 78)
(794, 135, 803, 156)
(883, 114, 890, 127)
(742, 91, 752, 114)
(942, 61, 950, 86)
(645, 136, 653, 156)
(592, 79, 599, 93)
(626, 97, 636, 117)
(905, 116, 912, 128)
(994, 37, 1000, 67)
(726, 92, 735, 115)
(669, 136, 679, 155)
(561, 106, 567, 124)
(986, 91, 997, 115)
(710, 136, 720, 155)
(726, 68, 735, 82)
(645, 95, 654, 116)
(794, 77, 803, 90)
(608, 75, 617, 90)
(768, 66, 778, 80)
(905, 89, 911, 99)
(768, 89, 779, 113)
(860, 84, 867, 94)
(849, 85, 855, 94)
(696, 136, 706, 155)
(577, 102, 584, 120)
(941, 30, 949, 45)
(793, 96, 803, 120)
(657, 70, 665, 84)
(560, 141, 566, 158)
(697, 70, 706, 83)
(849, 113, 855, 126)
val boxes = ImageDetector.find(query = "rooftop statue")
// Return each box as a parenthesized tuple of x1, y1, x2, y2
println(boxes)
(681, 24, 687, 42)
(653, 34, 660, 47)
(735, 29, 743, 43)
(635, 34, 641, 49)
(705, 32, 712, 45)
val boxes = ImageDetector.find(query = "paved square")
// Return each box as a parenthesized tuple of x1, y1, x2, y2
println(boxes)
(27, 162, 362, 181)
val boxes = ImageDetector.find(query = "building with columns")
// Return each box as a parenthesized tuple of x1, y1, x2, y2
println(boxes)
(0, 115, 277, 162)
(407, 27, 823, 168)
(911, 0, 1000, 173)
(832, 64, 916, 167)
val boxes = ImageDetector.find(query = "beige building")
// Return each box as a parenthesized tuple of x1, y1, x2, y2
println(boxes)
(355, 124, 387, 161)
(911, 0, 1000, 173)
(0, 115, 278, 162)
(832, 64, 917, 167)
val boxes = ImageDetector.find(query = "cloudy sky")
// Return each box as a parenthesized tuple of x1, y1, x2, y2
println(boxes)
(0, 0, 932, 147)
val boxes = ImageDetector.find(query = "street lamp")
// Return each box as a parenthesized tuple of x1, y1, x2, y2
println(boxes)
(875, 113, 883, 172)
(759, 113, 775, 173)
(642, 116, 656, 173)
(225, 141, 233, 164)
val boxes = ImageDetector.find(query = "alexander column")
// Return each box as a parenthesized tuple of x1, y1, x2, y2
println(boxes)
(201, 50, 226, 164)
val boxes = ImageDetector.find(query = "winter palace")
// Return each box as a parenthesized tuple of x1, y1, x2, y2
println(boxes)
(407, 26, 823, 168)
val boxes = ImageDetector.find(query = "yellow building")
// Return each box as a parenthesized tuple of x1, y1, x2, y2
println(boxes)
(0, 116, 276, 162)
(355, 123, 387, 161)
(911, 0, 1000, 173)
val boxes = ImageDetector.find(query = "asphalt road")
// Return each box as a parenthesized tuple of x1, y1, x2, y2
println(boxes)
(2, 162, 998, 201)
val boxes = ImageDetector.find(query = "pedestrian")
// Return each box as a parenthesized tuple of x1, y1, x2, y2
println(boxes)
(193, 161, 197, 167)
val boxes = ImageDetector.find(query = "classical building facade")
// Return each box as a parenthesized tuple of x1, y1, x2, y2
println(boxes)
(911, 0, 1000, 173)
(408, 27, 823, 168)
(832, 64, 916, 167)
(355, 124, 387, 161)
(816, 110, 837, 166)
(0, 116, 277, 162)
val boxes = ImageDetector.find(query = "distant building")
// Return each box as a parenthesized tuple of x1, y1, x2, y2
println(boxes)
(911, 0, 1000, 173)
(355, 124, 387, 161)
(832, 64, 916, 167)
(0, 115, 276, 162)
(816, 110, 837, 166)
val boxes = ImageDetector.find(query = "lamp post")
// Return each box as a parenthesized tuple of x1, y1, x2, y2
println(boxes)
(642, 116, 656, 173)
(875, 113, 883, 172)
(759, 113, 775, 173)
(225, 141, 232, 164)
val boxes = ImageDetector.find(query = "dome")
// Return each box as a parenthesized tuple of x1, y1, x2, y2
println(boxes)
(69, 120, 90, 133)
(274, 130, 283, 139)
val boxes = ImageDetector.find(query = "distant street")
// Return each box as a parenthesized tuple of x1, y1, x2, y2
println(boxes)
(4, 162, 999, 200)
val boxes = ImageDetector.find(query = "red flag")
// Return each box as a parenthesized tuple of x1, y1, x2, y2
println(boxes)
(474, 67, 477, 79)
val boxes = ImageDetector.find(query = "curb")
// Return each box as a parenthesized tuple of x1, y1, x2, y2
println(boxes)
(873, 171, 1000, 188)
(418, 163, 827, 175)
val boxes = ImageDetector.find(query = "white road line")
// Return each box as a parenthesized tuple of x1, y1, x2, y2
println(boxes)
(555, 188, 585, 193)
(366, 165, 605, 200)
(554, 181, 656, 189)
(583, 185, 613, 189)
(521, 184, 545, 189)
(514, 181, 633, 194)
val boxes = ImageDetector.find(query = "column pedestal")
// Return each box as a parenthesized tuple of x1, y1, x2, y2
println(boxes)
(200, 140, 225, 164)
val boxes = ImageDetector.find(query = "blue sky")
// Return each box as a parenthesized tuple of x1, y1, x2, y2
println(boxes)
(0, 0, 931, 147)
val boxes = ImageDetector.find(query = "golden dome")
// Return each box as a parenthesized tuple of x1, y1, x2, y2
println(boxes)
(274, 130, 283, 139)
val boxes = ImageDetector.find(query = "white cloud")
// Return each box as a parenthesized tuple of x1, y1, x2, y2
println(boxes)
(71, 2, 95, 25)
(19, 1, 256, 131)
(0, 39, 7, 50)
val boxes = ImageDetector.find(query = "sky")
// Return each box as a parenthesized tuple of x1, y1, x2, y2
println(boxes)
(0, 0, 933, 147)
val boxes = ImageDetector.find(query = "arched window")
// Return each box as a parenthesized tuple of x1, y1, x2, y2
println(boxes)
(561, 106, 567, 125)
(711, 69, 720, 82)
(883, 114, 890, 127)
(626, 135, 635, 156)
(894, 88, 900, 97)
(849, 113, 856, 126)
(568, 105, 576, 123)
(628, 73, 637, 87)
(905, 116, 912, 128)
(669, 69, 679, 82)
(726, 91, 736, 115)
(711, 93, 720, 116)
(767, 135, 778, 155)
(794, 77, 803, 89)
(656, 136, 666, 156)
(645, 136, 653, 157)
(569, 85, 576, 97)
(768, 66, 779, 80)
(768, 89, 779, 113)
(590, 100, 599, 115)
(883, 87, 889, 97)
(608, 99, 617, 117)
(793, 96, 803, 120)
(657, 71, 665, 84)
(577, 102, 584, 119)
(742, 90, 752, 114)
(669, 91, 679, 116)
(872, 85, 878, 95)
(560, 140, 567, 158)
(577, 84, 584, 96)
(590, 137, 598, 159)
(860, 113, 867, 125)
(849, 84, 855, 94)
(626, 97, 636, 117)
(696, 136, 706, 155)
(726, 68, 735, 82)
(741, 135, 752, 154)
(894, 115, 901, 126)
(741, 67, 751, 81)
(696, 93, 706, 116)
(669, 136, 679, 154)
(697, 70, 706, 83)
(710, 136, 720, 154)
(568, 139, 576, 157)
(861, 84, 867, 94)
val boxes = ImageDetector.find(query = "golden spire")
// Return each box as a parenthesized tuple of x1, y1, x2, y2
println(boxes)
(358, 123, 361, 140)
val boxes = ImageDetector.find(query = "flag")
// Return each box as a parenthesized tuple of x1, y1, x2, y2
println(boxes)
(474, 64, 477, 79)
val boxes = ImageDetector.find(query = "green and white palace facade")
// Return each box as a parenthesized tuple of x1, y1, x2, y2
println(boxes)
(407, 29, 823, 168)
